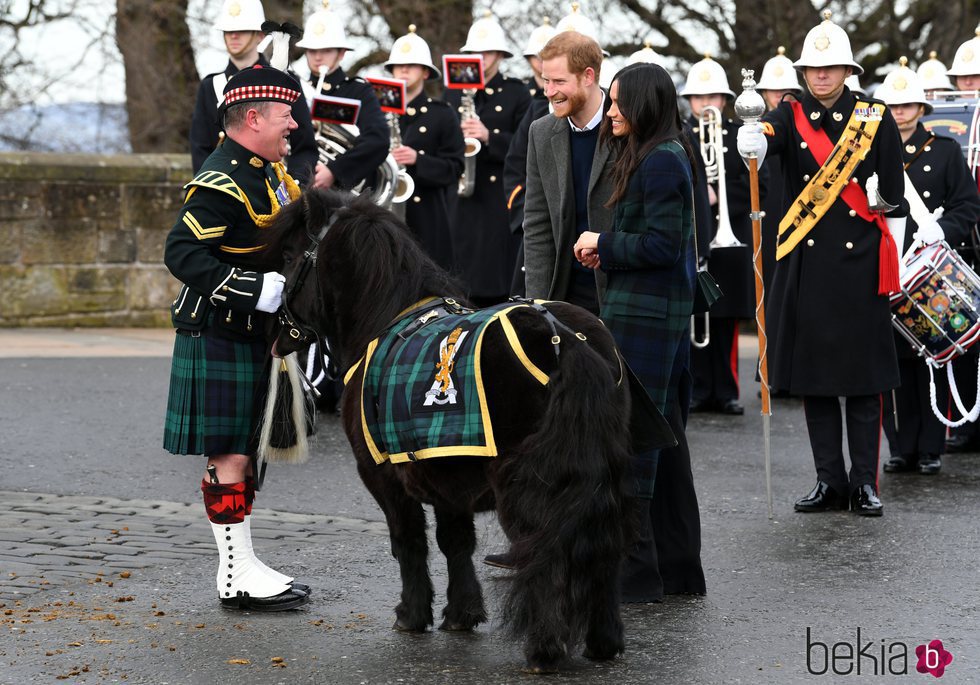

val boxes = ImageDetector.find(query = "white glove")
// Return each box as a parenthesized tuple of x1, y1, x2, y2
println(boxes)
(255, 271, 286, 313)
(736, 122, 767, 168)
(913, 218, 945, 245)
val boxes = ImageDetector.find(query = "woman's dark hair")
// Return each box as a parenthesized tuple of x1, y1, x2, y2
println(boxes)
(601, 63, 698, 206)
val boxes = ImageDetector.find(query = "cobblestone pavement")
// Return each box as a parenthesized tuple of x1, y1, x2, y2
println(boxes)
(0, 491, 388, 602)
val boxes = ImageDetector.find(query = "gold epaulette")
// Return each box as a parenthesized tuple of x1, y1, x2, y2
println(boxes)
(183, 164, 300, 228)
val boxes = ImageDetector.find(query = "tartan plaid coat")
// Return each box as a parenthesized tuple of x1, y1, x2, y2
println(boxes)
(596, 140, 697, 413)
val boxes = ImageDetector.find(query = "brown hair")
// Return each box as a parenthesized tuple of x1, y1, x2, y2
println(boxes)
(538, 31, 602, 76)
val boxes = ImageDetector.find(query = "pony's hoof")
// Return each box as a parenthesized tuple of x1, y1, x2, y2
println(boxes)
(438, 618, 474, 632)
(392, 617, 427, 632)
(583, 644, 622, 661)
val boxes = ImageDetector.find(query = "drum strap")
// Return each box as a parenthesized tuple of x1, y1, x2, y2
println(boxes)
(778, 101, 900, 294)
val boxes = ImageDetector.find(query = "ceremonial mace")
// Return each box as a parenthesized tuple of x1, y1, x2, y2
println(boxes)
(734, 69, 773, 519)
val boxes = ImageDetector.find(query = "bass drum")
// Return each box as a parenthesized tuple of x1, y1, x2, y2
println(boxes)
(891, 241, 980, 365)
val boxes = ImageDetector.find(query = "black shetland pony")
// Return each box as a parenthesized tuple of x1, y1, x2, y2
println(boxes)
(266, 189, 635, 672)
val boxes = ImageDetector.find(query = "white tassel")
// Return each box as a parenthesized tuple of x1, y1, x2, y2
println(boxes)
(258, 352, 312, 463)
(928, 357, 980, 427)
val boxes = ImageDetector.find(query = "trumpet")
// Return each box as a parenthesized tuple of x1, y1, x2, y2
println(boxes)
(699, 105, 746, 250)
(386, 112, 415, 217)
(458, 89, 482, 197)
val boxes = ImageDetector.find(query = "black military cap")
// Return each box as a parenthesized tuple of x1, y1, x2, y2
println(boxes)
(220, 64, 302, 113)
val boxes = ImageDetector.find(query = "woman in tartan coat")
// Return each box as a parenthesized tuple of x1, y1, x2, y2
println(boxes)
(575, 62, 705, 601)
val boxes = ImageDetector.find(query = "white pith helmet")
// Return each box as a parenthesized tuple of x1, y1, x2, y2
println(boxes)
(296, 1, 354, 51)
(874, 57, 933, 114)
(794, 11, 863, 76)
(757, 46, 802, 92)
(555, 3, 607, 55)
(386, 25, 441, 80)
(461, 11, 513, 57)
(626, 42, 662, 66)
(679, 54, 735, 98)
(524, 17, 557, 57)
(214, 0, 265, 32)
(917, 51, 954, 91)
(947, 26, 980, 77)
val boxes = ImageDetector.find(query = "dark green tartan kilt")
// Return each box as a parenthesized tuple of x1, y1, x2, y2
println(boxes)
(163, 331, 269, 456)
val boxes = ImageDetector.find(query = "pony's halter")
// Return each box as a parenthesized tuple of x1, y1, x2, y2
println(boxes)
(278, 210, 339, 345)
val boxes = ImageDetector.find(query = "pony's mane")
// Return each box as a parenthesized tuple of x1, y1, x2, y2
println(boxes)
(265, 189, 466, 358)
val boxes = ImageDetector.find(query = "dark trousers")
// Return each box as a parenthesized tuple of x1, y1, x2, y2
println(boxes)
(692, 316, 739, 402)
(622, 392, 706, 601)
(803, 394, 882, 493)
(882, 358, 949, 461)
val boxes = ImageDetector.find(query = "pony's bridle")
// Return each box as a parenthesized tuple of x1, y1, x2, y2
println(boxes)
(278, 211, 339, 346)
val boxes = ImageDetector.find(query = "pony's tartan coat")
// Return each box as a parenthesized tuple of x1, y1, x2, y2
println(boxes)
(597, 141, 697, 416)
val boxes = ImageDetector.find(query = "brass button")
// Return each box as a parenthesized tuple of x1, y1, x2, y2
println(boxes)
(419, 126, 427, 133)
(231, 159, 238, 165)
(486, 87, 495, 95)
(495, 105, 503, 112)
(418, 150, 425, 155)
(420, 106, 428, 113)
(413, 196, 421, 203)
(800, 141, 808, 149)
(803, 174, 810, 181)
(324, 83, 332, 91)
(923, 191, 931, 198)
(852, 177, 859, 183)
(849, 209, 857, 217)
(493, 128, 500, 134)
(407, 107, 416, 116)
(806, 238, 815, 246)
(489, 175, 497, 182)
(832, 112, 843, 121)
(923, 165, 931, 172)
(905, 144, 916, 154)
(845, 241, 853, 249)
(222, 285, 229, 291)
(190, 312, 197, 319)
(924, 145, 931, 152)
(722, 128, 729, 135)
(809, 111, 819, 120)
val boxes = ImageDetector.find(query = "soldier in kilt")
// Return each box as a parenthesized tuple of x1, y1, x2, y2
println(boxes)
(163, 64, 311, 611)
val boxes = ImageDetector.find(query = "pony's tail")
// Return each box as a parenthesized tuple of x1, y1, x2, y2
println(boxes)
(498, 337, 632, 656)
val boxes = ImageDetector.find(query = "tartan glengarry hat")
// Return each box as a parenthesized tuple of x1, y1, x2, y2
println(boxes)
(220, 65, 302, 113)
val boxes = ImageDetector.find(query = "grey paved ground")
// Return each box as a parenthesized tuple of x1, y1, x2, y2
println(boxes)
(1, 329, 978, 684)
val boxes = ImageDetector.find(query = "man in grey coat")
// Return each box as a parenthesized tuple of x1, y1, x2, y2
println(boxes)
(523, 31, 614, 313)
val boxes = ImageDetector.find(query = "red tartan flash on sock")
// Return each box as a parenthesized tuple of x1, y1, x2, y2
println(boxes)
(202, 479, 247, 524)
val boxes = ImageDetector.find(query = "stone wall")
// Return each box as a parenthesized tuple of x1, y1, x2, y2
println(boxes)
(0, 153, 191, 327)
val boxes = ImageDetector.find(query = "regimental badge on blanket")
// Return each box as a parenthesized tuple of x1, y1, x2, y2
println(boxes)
(422, 327, 469, 407)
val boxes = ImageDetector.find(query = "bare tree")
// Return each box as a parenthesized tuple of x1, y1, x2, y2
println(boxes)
(115, 0, 199, 152)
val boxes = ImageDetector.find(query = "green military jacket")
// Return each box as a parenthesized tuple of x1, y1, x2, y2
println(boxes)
(164, 137, 299, 340)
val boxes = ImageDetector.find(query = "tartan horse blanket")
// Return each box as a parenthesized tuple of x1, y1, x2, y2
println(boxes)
(344, 299, 550, 465)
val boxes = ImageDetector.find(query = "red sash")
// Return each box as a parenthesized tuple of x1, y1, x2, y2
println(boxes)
(790, 102, 900, 295)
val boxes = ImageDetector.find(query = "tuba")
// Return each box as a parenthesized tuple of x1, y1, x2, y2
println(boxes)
(386, 112, 415, 219)
(458, 89, 482, 197)
(314, 122, 399, 209)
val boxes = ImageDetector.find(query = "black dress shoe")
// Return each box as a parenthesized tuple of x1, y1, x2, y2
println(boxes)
(220, 587, 310, 612)
(290, 581, 312, 594)
(720, 399, 744, 415)
(945, 434, 978, 453)
(850, 484, 883, 516)
(794, 481, 848, 512)
(918, 454, 942, 475)
(483, 551, 516, 570)
(883, 455, 917, 473)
